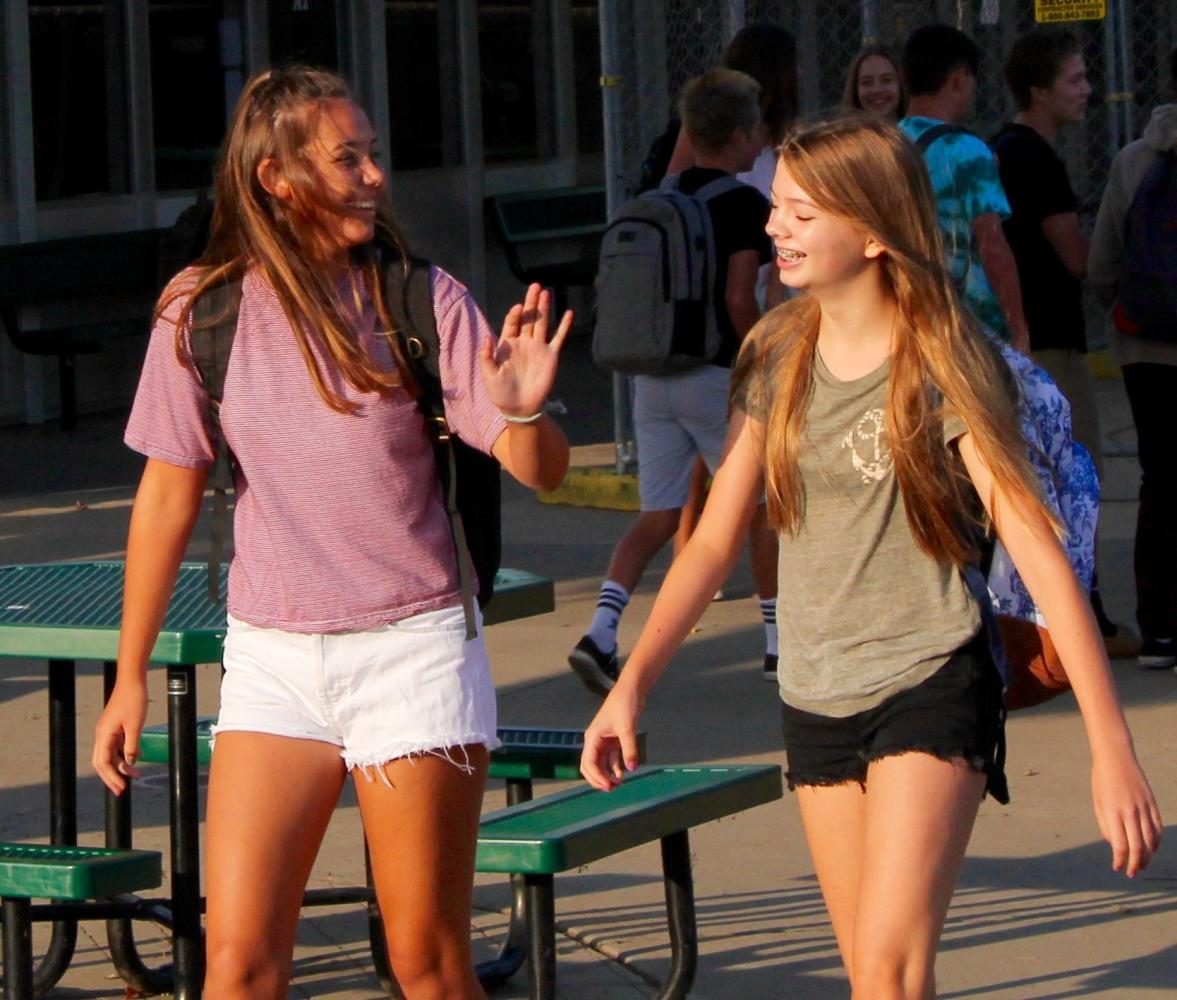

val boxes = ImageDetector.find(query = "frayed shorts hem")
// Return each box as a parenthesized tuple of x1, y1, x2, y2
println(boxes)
(786, 743, 1007, 805)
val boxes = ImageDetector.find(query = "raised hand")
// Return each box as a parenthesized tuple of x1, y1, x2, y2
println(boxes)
(480, 284, 572, 418)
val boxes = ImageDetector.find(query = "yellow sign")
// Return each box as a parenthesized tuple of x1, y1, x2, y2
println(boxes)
(1034, 0, 1106, 22)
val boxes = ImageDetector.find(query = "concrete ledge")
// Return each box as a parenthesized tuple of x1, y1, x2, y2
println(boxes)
(539, 466, 639, 511)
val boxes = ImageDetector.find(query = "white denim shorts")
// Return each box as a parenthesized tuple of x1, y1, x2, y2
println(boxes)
(211, 604, 500, 775)
(633, 364, 731, 511)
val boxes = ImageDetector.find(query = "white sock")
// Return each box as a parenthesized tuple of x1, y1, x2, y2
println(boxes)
(759, 598, 778, 656)
(587, 580, 629, 655)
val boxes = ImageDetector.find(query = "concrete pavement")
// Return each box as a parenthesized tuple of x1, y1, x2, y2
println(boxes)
(0, 343, 1174, 998)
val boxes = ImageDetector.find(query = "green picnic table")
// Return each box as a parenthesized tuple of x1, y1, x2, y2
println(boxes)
(0, 560, 554, 999)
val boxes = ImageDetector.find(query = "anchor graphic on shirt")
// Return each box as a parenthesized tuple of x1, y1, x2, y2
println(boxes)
(841, 408, 891, 484)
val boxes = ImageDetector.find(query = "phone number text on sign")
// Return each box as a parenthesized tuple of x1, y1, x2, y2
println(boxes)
(1035, 0, 1106, 22)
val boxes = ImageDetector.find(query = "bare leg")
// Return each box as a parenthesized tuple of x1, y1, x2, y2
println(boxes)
(204, 732, 347, 999)
(851, 754, 985, 1000)
(355, 745, 490, 1000)
(794, 781, 867, 975)
(672, 457, 709, 557)
(605, 508, 681, 593)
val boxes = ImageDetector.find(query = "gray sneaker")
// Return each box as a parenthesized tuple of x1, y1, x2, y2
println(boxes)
(569, 635, 620, 695)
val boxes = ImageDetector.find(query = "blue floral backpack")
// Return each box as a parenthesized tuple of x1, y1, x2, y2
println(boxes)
(976, 345, 1100, 709)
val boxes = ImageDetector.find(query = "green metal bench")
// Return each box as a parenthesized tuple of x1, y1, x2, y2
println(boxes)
(476, 764, 783, 1000)
(486, 186, 606, 316)
(0, 844, 161, 1000)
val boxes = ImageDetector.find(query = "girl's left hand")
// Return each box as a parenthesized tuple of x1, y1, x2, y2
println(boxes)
(1091, 749, 1163, 878)
(481, 284, 573, 419)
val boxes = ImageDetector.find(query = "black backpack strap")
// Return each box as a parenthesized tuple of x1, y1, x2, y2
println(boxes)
(383, 255, 480, 641)
(189, 280, 243, 603)
(915, 122, 967, 152)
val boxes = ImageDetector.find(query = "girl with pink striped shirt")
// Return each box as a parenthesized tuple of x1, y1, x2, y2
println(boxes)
(92, 66, 570, 999)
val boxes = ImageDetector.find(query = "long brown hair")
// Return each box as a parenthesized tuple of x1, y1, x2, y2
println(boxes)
(159, 65, 416, 412)
(722, 22, 798, 145)
(735, 116, 1053, 567)
(840, 44, 908, 119)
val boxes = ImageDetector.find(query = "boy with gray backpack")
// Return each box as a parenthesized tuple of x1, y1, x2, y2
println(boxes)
(571, 68, 772, 693)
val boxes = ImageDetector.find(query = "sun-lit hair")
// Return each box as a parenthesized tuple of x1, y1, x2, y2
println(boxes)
(733, 116, 1055, 566)
(158, 65, 416, 413)
(840, 44, 907, 119)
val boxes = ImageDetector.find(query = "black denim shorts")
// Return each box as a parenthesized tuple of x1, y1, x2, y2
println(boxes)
(779, 630, 1009, 803)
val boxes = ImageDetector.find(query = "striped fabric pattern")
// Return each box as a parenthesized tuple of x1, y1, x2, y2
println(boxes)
(125, 266, 507, 633)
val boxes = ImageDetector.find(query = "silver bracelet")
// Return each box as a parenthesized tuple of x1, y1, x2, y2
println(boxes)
(501, 408, 545, 424)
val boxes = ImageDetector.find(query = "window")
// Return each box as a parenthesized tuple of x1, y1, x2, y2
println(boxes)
(478, 0, 555, 163)
(28, 0, 128, 200)
(268, 0, 339, 69)
(571, 0, 603, 154)
(385, 0, 462, 169)
(149, 2, 240, 192)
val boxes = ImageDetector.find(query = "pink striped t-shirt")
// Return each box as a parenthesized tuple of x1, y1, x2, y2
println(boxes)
(125, 265, 507, 632)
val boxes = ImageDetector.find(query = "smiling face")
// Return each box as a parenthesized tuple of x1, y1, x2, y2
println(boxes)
(1035, 53, 1091, 126)
(856, 54, 902, 118)
(256, 98, 386, 262)
(766, 160, 882, 294)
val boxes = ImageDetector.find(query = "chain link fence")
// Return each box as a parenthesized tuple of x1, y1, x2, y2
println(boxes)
(602, 0, 1176, 212)
(598, 2, 1176, 460)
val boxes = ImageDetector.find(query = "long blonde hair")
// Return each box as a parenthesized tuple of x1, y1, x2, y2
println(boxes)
(160, 65, 416, 412)
(735, 116, 1052, 567)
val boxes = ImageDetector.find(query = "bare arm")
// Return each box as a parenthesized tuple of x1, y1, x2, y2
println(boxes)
(957, 434, 1162, 876)
(580, 412, 766, 789)
(491, 418, 569, 492)
(92, 458, 208, 794)
(973, 212, 1031, 354)
(1041, 211, 1090, 279)
(725, 248, 763, 340)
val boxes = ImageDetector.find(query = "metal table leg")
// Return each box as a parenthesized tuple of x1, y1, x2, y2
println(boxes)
(524, 874, 556, 1000)
(654, 830, 698, 1000)
(102, 661, 173, 995)
(168, 663, 203, 999)
(2, 898, 33, 1000)
(32, 660, 78, 995)
(476, 777, 532, 989)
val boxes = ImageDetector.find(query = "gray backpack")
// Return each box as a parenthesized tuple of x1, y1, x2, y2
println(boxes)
(592, 174, 741, 375)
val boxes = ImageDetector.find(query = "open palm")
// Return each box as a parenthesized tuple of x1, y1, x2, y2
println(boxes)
(480, 284, 573, 417)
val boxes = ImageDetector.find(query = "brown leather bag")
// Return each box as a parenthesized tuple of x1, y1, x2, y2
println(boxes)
(997, 616, 1071, 710)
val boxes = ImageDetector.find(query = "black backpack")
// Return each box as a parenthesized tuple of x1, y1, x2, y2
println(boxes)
(1114, 151, 1177, 342)
(188, 252, 501, 638)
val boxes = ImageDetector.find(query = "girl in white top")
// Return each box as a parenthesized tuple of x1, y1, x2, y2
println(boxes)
(93, 66, 570, 999)
(581, 116, 1160, 998)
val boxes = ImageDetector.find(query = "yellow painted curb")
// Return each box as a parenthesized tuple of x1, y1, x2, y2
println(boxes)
(1087, 349, 1121, 381)
(538, 466, 640, 511)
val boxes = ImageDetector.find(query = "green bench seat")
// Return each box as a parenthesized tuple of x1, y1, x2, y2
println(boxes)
(0, 844, 161, 999)
(475, 764, 783, 999)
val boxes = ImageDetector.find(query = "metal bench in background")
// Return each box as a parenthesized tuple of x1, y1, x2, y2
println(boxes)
(486, 185, 607, 318)
(0, 230, 166, 430)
